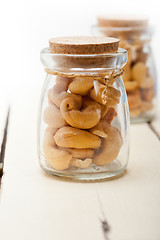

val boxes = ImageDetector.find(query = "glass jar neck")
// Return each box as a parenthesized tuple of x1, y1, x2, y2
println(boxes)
(92, 25, 154, 45)
(40, 47, 127, 76)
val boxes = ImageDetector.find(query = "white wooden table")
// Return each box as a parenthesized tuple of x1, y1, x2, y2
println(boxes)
(0, 86, 160, 240)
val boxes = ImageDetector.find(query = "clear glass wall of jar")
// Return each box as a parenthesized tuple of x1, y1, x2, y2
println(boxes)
(38, 36, 130, 181)
(92, 16, 157, 123)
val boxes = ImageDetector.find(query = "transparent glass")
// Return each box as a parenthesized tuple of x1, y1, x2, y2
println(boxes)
(38, 48, 130, 181)
(92, 25, 157, 123)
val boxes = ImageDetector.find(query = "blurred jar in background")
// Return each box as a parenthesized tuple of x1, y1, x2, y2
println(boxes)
(38, 36, 130, 181)
(92, 15, 157, 123)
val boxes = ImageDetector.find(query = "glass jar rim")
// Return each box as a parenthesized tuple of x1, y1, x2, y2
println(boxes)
(91, 25, 154, 42)
(40, 47, 127, 75)
(92, 24, 154, 34)
(41, 47, 128, 57)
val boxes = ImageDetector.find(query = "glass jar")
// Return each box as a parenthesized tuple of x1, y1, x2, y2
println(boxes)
(38, 36, 130, 181)
(92, 16, 157, 123)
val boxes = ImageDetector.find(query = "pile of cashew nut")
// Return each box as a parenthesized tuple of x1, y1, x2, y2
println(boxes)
(43, 75, 123, 170)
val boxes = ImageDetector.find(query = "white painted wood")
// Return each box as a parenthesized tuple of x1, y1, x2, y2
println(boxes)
(99, 123, 160, 240)
(0, 86, 160, 240)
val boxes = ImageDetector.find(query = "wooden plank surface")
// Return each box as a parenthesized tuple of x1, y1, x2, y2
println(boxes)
(0, 86, 160, 240)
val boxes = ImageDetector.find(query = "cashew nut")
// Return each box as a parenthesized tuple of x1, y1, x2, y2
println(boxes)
(55, 76, 72, 85)
(68, 77, 94, 96)
(90, 108, 117, 138)
(131, 62, 147, 85)
(54, 126, 101, 149)
(68, 75, 107, 96)
(124, 80, 138, 91)
(140, 76, 155, 102)
(93, 124, 123, 166)
(43, 128, 72, 170)
(82, 96, 104, 116)
(123, 64, 131, 82)
(48, 76, 69, 106)
(101, 105, 109, 118)
(140, 76, 154, 89)
(60, 97, 101, 129)
(140, 87, 155, 102)
(70, 158, 92, 168)
(82, 96, 101, 108)
(43, 104, 67, 128)
(82, 96, 108, 118)
(90, 81, 121, 107)
(63, 148, 94, 159)
(90, 122, 108, 138)
(102, 107, 117, 122)
(48, 77, 82, 108)
(127, 89, 141, 110)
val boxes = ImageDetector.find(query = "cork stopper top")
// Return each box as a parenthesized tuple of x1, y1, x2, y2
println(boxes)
(49, 36, 119, 55)
(97, 15, 148, 28)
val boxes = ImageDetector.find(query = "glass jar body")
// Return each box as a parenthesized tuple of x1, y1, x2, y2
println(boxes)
(38, 72, 130, 181)
(92, 26, 157, 123)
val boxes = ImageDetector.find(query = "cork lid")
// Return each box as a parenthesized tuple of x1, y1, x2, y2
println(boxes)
(97, 15, 148, 28)
(49, 36, 119, 54)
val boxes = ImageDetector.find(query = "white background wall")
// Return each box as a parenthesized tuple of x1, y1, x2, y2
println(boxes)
(0, 0, 160, 103)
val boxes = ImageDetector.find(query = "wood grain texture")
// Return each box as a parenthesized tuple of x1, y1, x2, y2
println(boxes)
(0, 86, 160, 240)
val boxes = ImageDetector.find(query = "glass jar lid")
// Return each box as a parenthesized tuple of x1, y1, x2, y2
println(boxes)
(41, 36, 127, 75)
(92, 15, 154, 42)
